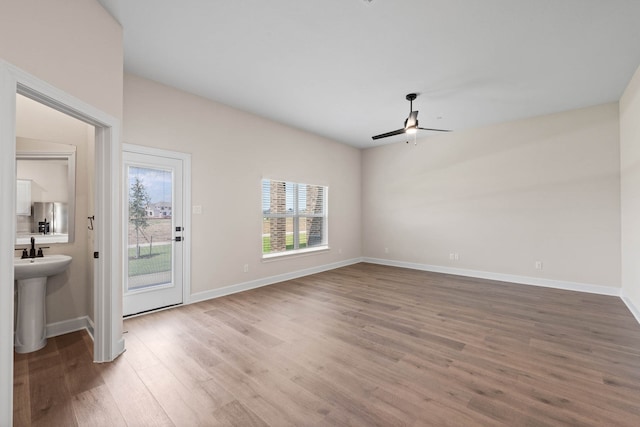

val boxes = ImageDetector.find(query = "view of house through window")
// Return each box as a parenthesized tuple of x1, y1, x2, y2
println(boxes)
(262, 179, 327, 256)
(127, 166, 173, 289)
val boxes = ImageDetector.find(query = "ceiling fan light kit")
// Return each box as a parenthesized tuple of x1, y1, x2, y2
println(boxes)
(372, 93, 450, 141)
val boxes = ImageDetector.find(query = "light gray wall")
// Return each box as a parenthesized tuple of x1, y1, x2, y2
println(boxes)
(123, 74, 362, 295)
(362, 103, 621, 289)
(0, 0, 123, 119)
(621, 64, 640, 314)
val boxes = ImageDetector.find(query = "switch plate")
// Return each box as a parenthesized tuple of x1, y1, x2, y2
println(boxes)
(192, 205, 202, 214)
(535, 261, 543, 270)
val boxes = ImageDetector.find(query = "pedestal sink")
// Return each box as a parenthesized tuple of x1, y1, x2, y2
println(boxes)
(14, 255, 72, 353)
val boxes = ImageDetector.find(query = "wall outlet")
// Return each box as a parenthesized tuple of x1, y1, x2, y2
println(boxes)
(384, 247, 389, 254)
(243, 264, 249, 273)
(454, 253, 459, 261)
(338, 248, 342, 254)
(449, 253, 455, 260)
(535, 261, 543, 270)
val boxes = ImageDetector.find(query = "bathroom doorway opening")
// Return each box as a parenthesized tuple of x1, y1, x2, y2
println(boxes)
(14, 81, 123, 363)
(15, 93, 95, 342)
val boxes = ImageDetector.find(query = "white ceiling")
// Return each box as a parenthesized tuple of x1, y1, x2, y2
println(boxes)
(98, 0, 640, 148)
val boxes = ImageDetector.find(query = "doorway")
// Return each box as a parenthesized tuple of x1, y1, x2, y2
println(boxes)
(122, 144, 191, 316)
(1, 60, 123, 425)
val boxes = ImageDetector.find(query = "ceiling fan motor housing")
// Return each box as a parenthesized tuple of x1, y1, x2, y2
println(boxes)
(371, 93, 450, 140)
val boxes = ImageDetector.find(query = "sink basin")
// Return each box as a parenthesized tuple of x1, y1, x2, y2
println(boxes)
(14, 254, 72, 353)
(14, 254, 72, 280)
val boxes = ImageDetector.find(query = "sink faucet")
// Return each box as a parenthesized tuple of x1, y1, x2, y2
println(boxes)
(30, 237, 36, 258)
(15, 237, 47, 259)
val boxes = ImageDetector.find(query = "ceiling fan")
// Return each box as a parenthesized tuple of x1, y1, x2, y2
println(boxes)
(372, 93, 450, 141)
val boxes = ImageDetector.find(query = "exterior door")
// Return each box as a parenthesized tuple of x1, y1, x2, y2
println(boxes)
(123, 148, 184, 316)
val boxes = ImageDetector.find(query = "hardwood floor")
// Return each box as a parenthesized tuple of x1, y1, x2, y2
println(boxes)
(13, 263, 640, 426)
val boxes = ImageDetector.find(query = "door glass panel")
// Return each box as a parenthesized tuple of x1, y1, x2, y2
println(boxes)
(127, 165, 173, 292)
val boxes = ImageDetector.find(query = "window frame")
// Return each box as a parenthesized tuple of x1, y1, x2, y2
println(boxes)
(261, 179, 328, 259)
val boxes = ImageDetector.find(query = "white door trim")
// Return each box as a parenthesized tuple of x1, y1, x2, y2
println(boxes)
(122, 143, 192, 307)
(0, 60, 123, 426)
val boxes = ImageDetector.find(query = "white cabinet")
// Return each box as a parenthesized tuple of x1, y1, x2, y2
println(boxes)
(16, 179, 31, 216)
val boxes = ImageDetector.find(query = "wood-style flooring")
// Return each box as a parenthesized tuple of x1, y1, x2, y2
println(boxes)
(13, 263, 640, 426)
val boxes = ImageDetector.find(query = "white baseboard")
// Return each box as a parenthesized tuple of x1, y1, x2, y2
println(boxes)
(35, 263, 640, 355)
(85, 317, 95, 341)
(187, 254, 627, 309)
(177, 255, 640, 328)
(362, 257, 622, 297)
(45, 316, 93, 339)
(621, 291, 640, 325)
(188, 258, 362, 304)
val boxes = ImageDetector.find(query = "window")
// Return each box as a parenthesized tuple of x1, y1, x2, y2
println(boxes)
(262, 179, 328, 257)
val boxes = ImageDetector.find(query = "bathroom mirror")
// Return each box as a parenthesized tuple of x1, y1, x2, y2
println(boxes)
(16, 139, 76, 244)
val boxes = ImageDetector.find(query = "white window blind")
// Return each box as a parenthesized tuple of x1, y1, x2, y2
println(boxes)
(262, 179, 327, 256)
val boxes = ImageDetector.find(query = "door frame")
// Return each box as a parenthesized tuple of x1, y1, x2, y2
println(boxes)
(0, 60, 124, 424)
(122, 143, 192, 311)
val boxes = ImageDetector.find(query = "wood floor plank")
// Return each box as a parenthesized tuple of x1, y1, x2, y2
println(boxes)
(204, 308, 285, 348)
(29, 361, 77, 426)
(116, 329, 163, 372)
(136, 361, 215, 426)
(13, 263, 640, 426)
(70, 384, 126, 427)
(56, 332, 105, 396)
(96, 356, 174, 426)
(206, 362, 301, 427)
(412, 398, 506, 427)
(290, 370, 407, 427)
(12, 356, 31, 426)
(212, 400, 269, 427)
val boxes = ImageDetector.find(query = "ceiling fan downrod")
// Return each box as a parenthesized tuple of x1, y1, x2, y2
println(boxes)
(406, 93, 417, 109)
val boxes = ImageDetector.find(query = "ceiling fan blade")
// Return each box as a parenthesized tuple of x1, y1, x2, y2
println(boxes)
(417, 127, 451, 132)
(372, 128, 406, 140)
(405, 111, 418, 129)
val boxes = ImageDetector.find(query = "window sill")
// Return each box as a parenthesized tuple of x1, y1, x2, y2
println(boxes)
(262, 246, 329, 262)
